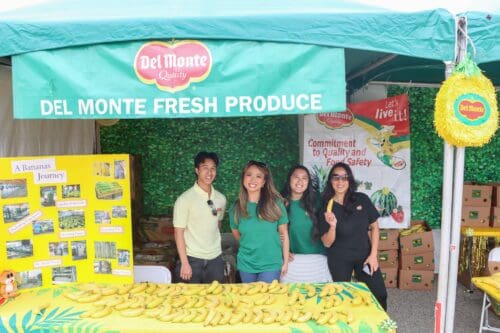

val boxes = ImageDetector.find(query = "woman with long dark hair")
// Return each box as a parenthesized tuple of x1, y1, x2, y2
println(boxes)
(280, 165, 331, 283)
(319, 162, 387, 310)
(230, 160, 289, 283)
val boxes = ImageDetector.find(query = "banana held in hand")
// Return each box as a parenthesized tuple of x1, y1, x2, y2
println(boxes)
(327, 198, 334, 213)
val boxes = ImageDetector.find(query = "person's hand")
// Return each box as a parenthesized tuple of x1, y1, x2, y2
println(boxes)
(180, 262, 192, 281)
(288, 252, 295, 262)
(280, 262, 288, 279)
(324, 211, 337, 228)
(364, 253, 379, 275)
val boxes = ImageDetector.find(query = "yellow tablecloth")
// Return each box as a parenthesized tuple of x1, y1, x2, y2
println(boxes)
(472, 274, 500, 303)
(0, 282, 393, 333)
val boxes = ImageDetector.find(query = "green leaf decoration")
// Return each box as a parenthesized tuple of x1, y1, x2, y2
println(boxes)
(8, 313, 19, 333)
(341, 289, 353, 299)
(290, 327, 305, 333)
(307, 320, 333, 333)
(337, 320, 354, 333)
(21, 310, 32, 328)
(358, 320, 373, 333)
(0, 318, 7, 333)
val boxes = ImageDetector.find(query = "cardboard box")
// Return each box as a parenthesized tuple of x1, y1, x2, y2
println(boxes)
(493, 185, 500, 207)
(491, 207, 500, 228)
(138, 216, 175, 242)
(400, 251, 435, 271)
(463, 184, 492, 207)
(399, 221, 434, 255)
(381, 267, 398, 288)
(378, 229, 399, 250)
(378, 250, 399, 268)
(398, 269, 434, 290)
(461, 206, 490, 227)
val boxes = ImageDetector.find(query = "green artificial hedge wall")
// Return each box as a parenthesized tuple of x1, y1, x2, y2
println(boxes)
(101, 88, 499, 230)
(100, 116, 299, 231)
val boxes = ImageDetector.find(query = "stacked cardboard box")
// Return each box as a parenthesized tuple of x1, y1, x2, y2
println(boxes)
(461, 183, 492, 227)
(378, 229, 399, 288)
(398, 221, 435, 290)
(491, 185, 500, 227)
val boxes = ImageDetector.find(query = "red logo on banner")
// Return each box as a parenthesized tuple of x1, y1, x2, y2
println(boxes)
(458, 100, 485, 120)
(134, 41, 212, 92)
(316, 109, 354, 129)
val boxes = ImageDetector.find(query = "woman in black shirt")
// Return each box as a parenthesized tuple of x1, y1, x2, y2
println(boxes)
(319, 162, 387, 311)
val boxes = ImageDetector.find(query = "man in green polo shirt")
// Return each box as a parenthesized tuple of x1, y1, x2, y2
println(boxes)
(173, 151, 227, 283)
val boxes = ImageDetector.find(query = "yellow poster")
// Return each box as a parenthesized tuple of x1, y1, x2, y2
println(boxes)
(0, 154, 133, 290)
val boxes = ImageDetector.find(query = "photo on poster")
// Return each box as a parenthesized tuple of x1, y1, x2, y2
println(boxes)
(62, 184, 81, 199)
(40, 186, 57, 207)
(94, 260, 112, 274)
(117, 249, 130, 267)
(18, 269, 42, 289)
(114, 160, 126, 179)
(112, 206, 127, 218)
(3, 203, 29, 223)
(6, 239, 33, 259)
(93, 162, 111, 177)
(32, 219, 55, 235)
(95, 182, 123, 200)
(49, 241, 69, 256)
(94, 241, 117, 259)
(52, 266, 77, 284)
(0, 179, 27, 199)
(94, 210, 111, 224)
(58, 210, 85, 229)
(71, 240, 87, 260)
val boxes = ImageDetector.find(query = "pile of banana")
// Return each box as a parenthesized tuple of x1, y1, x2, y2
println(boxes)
(399, 223, 427, 237)
(64, 280, 373, 326)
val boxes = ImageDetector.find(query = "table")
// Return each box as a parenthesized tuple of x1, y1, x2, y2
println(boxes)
(0, 282, 394, 332)
(459, 227, 500, 291)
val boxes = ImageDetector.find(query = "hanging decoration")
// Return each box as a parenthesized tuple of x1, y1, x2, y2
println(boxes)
(434, 55, 498, 147)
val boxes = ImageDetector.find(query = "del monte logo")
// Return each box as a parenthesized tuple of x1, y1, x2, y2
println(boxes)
(454, 93, 490, 126)
(316, 109, 354, 129)
(134, 40, 212, 93)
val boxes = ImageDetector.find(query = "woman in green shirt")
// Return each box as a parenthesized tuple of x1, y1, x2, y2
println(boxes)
(230, 160, 290, 283)
(280, 165, 332, 283)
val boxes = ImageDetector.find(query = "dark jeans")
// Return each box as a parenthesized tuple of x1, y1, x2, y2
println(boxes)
(327, 254, 388, 311)
(175, 254, 225, 283)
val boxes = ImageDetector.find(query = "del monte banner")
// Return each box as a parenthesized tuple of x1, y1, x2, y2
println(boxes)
(12, 40, 345, 119)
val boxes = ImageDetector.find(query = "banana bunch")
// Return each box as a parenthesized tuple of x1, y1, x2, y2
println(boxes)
(400, 223, 426, 237)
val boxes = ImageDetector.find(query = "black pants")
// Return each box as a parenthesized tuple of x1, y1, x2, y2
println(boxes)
(327, 254, 388, 311)
(175, 254, 225, 283)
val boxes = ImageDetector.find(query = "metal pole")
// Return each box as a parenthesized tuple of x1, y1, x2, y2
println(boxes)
(444, 16, 467, 333)
(444, 147, 465, 333)
(435, 138, 455, 333)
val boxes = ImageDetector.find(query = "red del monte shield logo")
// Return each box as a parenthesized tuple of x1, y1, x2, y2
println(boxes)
(316, 109, 354, 129)
(134, 40, 212, 93)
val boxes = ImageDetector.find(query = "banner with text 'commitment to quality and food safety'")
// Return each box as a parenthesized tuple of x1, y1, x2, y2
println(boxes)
(12, 40, 345, 119)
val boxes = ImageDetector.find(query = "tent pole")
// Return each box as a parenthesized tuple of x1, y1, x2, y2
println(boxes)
(435, 83, 455, 333)
(444, 16, 467, 333)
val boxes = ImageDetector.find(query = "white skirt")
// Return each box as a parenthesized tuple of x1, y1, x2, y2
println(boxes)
(281, 253, 332, 283)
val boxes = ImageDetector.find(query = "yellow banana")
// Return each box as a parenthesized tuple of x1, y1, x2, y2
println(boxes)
(306, 284, 316, 297)
(206, 280, 220, 294)
(193, 308, 208, 323)
(117, 284, 134, 295)
(298, 293, 307, 305)
(129, 283, 148, 294)
(120, 307, 145, 318)
(246, 284, 262, 295)
(229, 311, 245, 325)
(145, 283, 158, 294)
(340, 309, 354, 324)
(263, 310, 279, 324)
(145, 306, 164, 318)
(157, 310, 179, 322)
(171, 296, 187, 308)
(114, 299, 135, 311)
(183, 286, 203, 296)
(91, 306, 113, 319)
(320, 285, 331, 298)
(171, 309, 188, 323)
(203, 309, 218, 326)
(295, 311, 313, 323)
(265, 294, 276, 305)
(316, 311, 332, 325)
(258, 281, 269, 293)
(78, 293, 102, 303)
(193, 297, 206, 308)
(64, 290, 88, 301)
(327, 198, 334, 212)
(100, 287, 118, 296)
(211, 285, 224, 295)
(239, 284, 251, 295)
(351, 295, 362, 306)
(146, 297, 163, 309)
(218, 311, 232, 325)
(269, 279, 279, 289)
(239, 297, 254, 307)
(183, 297, 198, 309)
(279, 310, 293, 325)
(252, 308, 264, 324)
(181, 309, 198, 323)
(254, 294, 269, 306)
(329, 311, 339, 325)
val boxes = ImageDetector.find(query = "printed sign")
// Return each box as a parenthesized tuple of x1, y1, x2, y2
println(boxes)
(302, 95, 411, 228)
(12, 40, 345, 119)
(0, 154, 133, 290)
